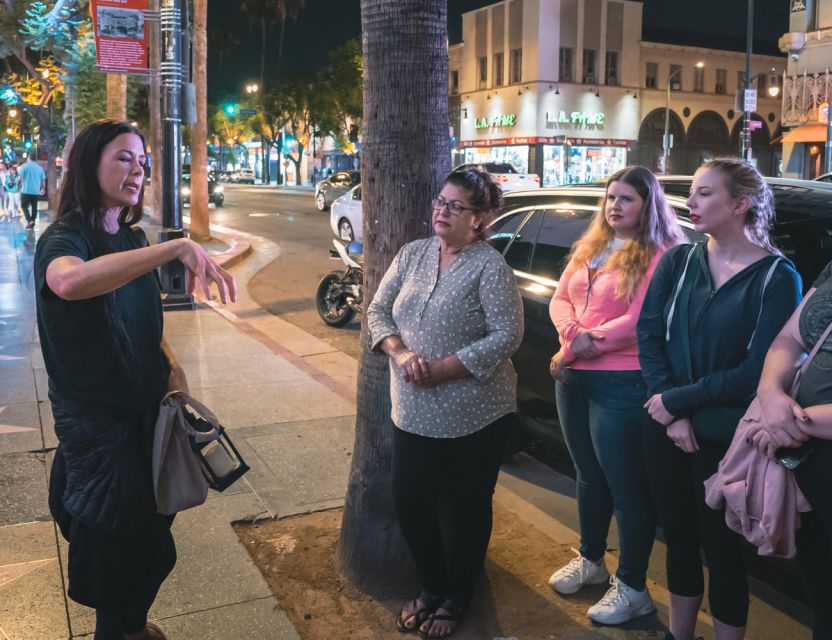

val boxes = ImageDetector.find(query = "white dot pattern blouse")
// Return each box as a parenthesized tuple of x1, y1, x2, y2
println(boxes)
(367, 236, 524, 438)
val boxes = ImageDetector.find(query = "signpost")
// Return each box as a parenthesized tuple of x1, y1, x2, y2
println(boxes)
(89, 0, 149, 74)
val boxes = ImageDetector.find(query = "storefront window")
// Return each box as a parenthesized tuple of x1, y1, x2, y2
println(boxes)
(542, 145, 565, 186)
(463, 145, 529, 173)
(565, 146, 627, 184)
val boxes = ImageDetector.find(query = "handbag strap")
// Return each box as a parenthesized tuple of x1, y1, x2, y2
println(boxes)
(162, 391, 221, 441)
(791, 315, 832, 396)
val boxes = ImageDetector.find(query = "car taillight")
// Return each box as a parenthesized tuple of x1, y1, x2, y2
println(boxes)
(531, 175, 540, 182)
(494, 174, 509, 182)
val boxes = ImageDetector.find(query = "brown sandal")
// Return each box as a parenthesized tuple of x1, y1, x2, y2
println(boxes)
(395, 591, 441, 633)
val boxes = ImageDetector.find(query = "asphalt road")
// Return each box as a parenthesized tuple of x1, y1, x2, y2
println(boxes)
(200, 183, 363, 359)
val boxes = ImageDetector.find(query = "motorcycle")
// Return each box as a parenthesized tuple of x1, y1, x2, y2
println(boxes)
(316, 239, 364, 327)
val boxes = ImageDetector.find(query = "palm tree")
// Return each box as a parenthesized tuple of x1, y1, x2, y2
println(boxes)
(338, 0, 451, 591)
(189, 0, 209, 240)
(208, 26, 239, 72)
(240, 0, 304, 83)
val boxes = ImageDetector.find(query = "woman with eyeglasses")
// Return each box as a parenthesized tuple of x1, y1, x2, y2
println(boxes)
(367, 169, 523, 639)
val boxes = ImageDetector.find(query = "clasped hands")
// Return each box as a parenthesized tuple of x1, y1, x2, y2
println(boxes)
(390, 347, 449, 388)
(549, 331, 605, 382)
(644, 394, 700, 453)
(746, 390, 811, 459)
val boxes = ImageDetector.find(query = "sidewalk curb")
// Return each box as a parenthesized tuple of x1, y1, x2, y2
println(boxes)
(209, 231, 253, 270)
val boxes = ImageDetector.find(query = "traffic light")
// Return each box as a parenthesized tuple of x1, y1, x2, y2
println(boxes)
(23, 138, 32, 150)
(223, 103, 237, 116)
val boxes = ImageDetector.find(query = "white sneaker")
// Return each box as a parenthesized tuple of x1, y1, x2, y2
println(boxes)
(548, 549, 610, 595)
(587, 576, 656, 625)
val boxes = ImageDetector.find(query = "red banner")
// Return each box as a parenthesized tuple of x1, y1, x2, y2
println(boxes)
(90, 0, 149, 74)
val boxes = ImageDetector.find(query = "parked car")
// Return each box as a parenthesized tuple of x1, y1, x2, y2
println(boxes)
(454, 162, 541, 191)
(231, 168, 255, 184)
(181, 171, 224, 206)
(316, 170, 361, 210)
(488, 177, 832, 449)
(330, 184, 363, 242)
(815, 173, 832, 183)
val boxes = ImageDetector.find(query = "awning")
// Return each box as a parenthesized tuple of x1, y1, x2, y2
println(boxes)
(782, 124, 830, 143)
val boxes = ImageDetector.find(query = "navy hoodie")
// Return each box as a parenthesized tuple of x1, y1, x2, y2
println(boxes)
(637, 243, 802, 418)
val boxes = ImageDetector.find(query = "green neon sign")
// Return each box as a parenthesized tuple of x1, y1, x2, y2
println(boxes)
(547, 110, 606, 126)
(474, 113, 517, 129)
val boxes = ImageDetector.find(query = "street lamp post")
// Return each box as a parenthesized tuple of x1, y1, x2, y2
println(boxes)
(662, 62, 704, 174)
(740, 0, 754, 160)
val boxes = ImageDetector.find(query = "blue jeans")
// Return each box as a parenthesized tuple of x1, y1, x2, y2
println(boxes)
(555, 368, 656, 590)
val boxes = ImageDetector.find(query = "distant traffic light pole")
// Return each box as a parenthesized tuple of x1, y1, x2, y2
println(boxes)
(158, 0, 195, 309)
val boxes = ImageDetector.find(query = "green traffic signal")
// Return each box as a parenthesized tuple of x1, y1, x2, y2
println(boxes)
(224, 103, 237, 116)
(23, 140, 32, 150)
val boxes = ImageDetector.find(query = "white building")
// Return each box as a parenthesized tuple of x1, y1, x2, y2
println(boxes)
(451, 0, 785, 183)
(779, 0, 832, 178)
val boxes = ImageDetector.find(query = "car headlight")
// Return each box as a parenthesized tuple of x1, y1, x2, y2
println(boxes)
(181, 186, 191, 196)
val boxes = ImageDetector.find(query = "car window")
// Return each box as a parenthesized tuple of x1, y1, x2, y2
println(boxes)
(349, 172, 361, 185)
(353, 187, 361, 200)
(529, 208, 596, 280)
(485, 163, 517, 174)
(487, 208, 533, 255)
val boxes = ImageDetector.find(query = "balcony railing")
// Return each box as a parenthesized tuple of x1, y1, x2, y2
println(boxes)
(782, 70, 832, 126)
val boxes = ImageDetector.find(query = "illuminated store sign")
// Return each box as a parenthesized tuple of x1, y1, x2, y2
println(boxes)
(547, 111, 606, 126)
(475, 114, 517, 129)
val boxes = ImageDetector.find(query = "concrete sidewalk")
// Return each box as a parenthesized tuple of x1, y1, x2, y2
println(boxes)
(0, 209, 811, 639)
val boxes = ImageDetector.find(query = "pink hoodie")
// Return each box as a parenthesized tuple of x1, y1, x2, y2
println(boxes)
(549, 250, 665, 371)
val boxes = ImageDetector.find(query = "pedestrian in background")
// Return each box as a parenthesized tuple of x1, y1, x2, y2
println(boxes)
(5, 165, 21, 218)
(754, 259, 832, 639)
(0, 162, 8, 219)
(547, 166, 686, 624)
(637, 158, 801, 640)
(367, 169, 523, 639)
(36, 120, 236, 640)
(19, 151, 45, 230)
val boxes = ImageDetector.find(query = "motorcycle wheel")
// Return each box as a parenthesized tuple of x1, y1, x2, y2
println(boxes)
(316, 271, 356, 327)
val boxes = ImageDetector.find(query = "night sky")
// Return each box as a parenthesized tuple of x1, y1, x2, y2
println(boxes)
(207, 0, 788, 102)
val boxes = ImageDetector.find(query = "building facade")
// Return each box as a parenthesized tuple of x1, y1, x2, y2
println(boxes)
(779, 0, 832, 178)
(451, 0, 785, 184)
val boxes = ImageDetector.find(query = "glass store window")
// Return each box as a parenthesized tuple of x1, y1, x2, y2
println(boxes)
(565, 146, 627, 184)
(463, 145, 529, 173)
(542, 145, 566, 186)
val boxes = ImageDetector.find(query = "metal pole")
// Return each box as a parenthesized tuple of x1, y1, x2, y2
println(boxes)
(663, 68, 679, 175)
(159, 0, 194, 309)
(741, 0, 754, 160)
(825, 68, 832, 174)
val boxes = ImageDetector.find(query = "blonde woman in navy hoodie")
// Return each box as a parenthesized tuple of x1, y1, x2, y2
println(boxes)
(637, 158, 801, 640)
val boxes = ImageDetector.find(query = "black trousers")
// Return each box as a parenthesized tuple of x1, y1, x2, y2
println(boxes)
(643, 419, 749, 627)
(20, 194, 38, 223)
(795, 439, 832, 640)
(391, 414, 512, 608)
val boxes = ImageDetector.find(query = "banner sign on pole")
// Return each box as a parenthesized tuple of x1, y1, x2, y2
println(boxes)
(89, 0, 149, 75)
(744, 89, 758, 112)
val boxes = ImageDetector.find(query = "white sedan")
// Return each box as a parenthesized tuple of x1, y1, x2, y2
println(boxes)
(330, 184, 363, 243)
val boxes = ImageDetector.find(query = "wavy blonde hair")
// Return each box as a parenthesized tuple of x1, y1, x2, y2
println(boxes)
(570, 166, 687, 301)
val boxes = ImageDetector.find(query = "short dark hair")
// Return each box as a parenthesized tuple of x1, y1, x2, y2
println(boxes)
(444, 169, 502, 240)
(57, 119, 146, 227)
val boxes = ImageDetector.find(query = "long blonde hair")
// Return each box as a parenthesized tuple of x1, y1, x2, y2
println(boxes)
(570, 166, 686, 301)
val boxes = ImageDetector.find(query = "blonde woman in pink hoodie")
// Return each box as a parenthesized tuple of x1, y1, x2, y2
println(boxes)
(547, 166, 686, 625)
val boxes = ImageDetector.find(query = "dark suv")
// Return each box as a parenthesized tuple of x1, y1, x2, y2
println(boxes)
(487, 177, 832, 448)
(315, 170, 361, 211)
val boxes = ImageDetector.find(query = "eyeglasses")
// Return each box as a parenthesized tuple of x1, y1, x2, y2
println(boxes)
(431, 197, 477, 216)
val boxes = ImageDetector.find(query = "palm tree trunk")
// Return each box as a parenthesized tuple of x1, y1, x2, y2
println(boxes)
(338, 0, 451, 594)
(276, 17, 286, 79)
(189, 0, 210, 240)
(260, 19, 266, 85)
(105, 74, 127, 120)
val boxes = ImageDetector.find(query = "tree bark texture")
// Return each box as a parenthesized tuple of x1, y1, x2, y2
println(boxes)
(189, 0, 210, 240)
(147, 0, 163, 224)
(105, 74, 127, 120)
(338, 0, 451, 594)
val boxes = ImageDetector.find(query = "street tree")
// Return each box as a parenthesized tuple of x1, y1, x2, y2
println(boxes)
(318, 39, 363, 145)
(339, 0, 451, 591)
(207, 26, 239, 72)
(240, 0, 304, 84)
(249, 80, 291, 183)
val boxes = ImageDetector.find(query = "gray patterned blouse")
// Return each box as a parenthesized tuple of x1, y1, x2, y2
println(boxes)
(367, 236, 523, 438)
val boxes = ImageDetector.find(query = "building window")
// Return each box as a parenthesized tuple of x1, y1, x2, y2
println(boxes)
(645, 62, 658, 88)
(478, 57, 487, 89)
(493, 52, 504, 86)
(559, 47, 574, 82)
(737, 70, 747, 90)
(450, 70, 459, 94)
(693, 65, 704, 92)
(716, 68, 727, 94)
(605, 51, 619, 85)
(583, 49, 597, 84)
(757, 72, 767, 95)
(669, 64, 682, 91)
(510, 49, 522, 83)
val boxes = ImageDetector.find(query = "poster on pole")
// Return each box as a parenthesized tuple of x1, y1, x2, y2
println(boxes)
(89, 0, 149, 75)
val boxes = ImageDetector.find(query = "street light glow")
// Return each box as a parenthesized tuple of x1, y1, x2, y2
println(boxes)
(8, 109, 17, 118)
(695, 61, 705, 69)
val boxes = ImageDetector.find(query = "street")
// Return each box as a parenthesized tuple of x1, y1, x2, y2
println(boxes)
(195, 183, 361, 359)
